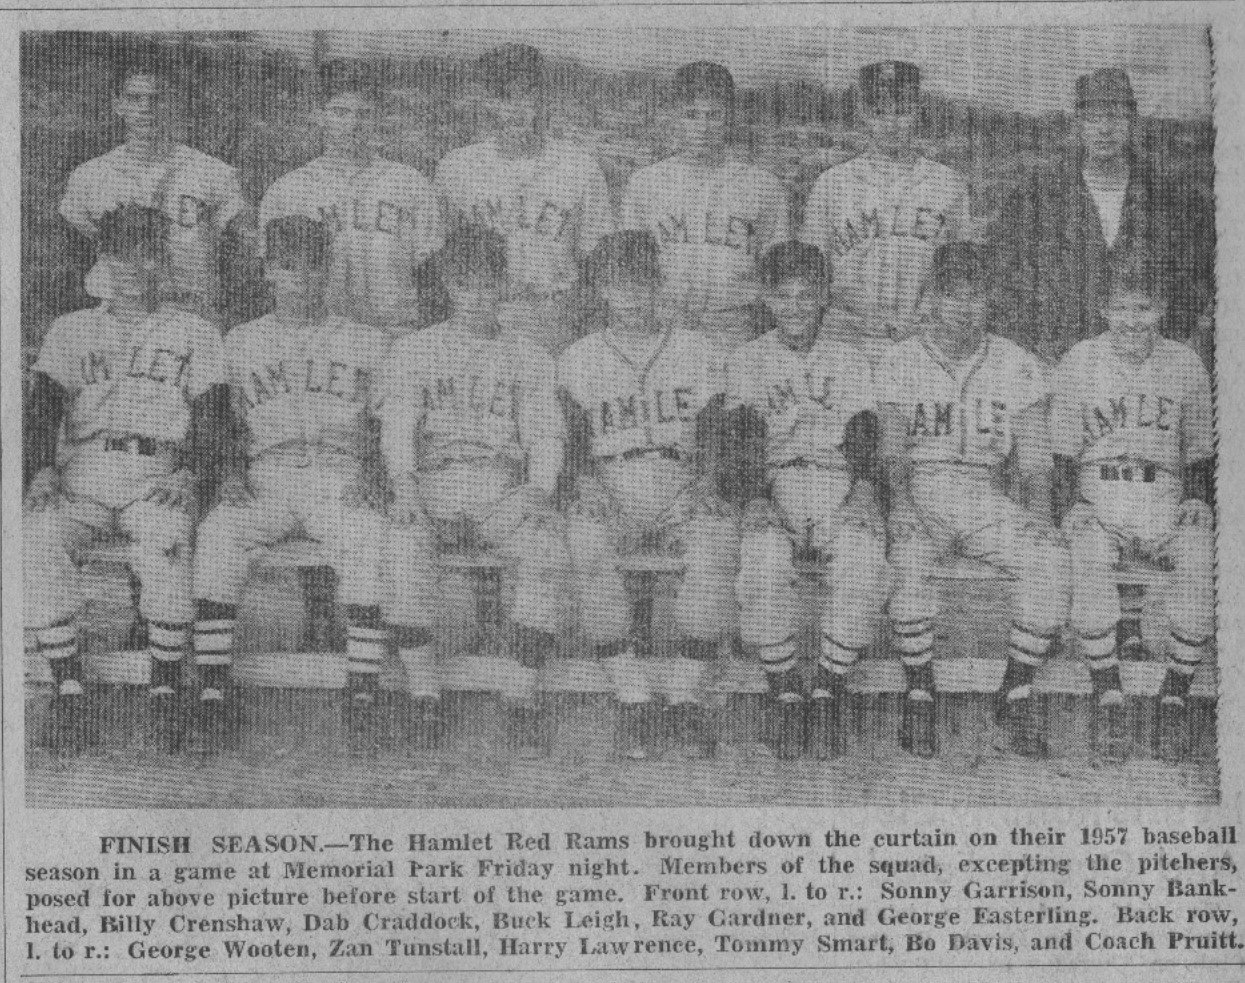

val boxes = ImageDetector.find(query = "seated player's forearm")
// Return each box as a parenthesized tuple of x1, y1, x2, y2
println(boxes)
(1184, 455, 1215, 506)
(24, 373, 65, 493)
(1015, 467, 1054, 519)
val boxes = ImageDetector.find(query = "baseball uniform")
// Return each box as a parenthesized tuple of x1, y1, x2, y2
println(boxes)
(436, 138, 614, 353)
(800, 153, 969, 340)
(879, 332, 1071, 674)
(259, 156, 443, 332)
(729, 329, 888, 680)
(192, 313, 392, 679)
(559, 324, 739, 705)
(59, 143, 245, 312)
(24, 303, 225, 670)
(1053, 334, 1215, 679)
(621, 156, 788, 356)
(376, 318, 569, 700)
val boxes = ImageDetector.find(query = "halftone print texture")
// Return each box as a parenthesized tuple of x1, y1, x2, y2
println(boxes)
(20, 28, 1218, 808)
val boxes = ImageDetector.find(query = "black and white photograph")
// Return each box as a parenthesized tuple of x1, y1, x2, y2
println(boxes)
(19, 25, 1220, 809)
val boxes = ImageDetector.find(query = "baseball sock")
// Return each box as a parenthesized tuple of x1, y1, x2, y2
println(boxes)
(39, 618, 82, 694)
(894, 616, 934, 697)
(1079, 626, 1122, 704)
(346, 605, 388, 697)
(820, 633, 863, 681)
(758, 635, 797, 678)
(1160, 629, 1205, 708)
(148, 619, 189, 695)
(193, 600, 236, 694)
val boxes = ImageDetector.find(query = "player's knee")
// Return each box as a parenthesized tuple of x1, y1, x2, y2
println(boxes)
(836, 523, 887, 578)
(566, 514, 613, 573)
(1061, 502, 1102, 538)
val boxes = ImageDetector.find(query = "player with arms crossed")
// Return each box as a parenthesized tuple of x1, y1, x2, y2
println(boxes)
(729, 242, 889, 759)
(879, 242, 1070, 758)
(1053, 257, 1215, 764)
(559, 231, 739, 760)
(192, 217, 393, 752)
(801, 61, 968, 344)
(436, 43, 614, 354)
(377, 226, 570, 758)
(259, 60, 443, 334)
(24, 205, 228, 753)
(59, 54, 247, 320)
(621, 61, 788, 361)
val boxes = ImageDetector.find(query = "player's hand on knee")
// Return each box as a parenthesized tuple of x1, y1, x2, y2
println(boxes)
(1061, 501, 1097, 533)
(24, 467, 63, 513)
(742, 497, 783, 532)
(219, 473, 254, 508)
(146, 468, 192, 511)
(341, 478, 380, 511)
(389, 479, 426, 526)
(1176, 498, 1214, 529)
(888, 499, 922, 543)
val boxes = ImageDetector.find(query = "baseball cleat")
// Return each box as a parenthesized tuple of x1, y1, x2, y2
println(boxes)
(1001, 696, 1049, 759)
(617, 703, 649, 760)
(899, 693, 937, 758)
(808, 666, 845, 759)
(771, 694, 804, 761)
(1092, 695, 1129, 765)
(45, 682, 91, 755)
(1154, 696, 1190, 764)
(196, 687, 240, 753)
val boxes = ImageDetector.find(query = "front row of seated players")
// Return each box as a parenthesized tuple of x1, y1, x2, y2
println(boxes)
(24, 208, 1215, 765)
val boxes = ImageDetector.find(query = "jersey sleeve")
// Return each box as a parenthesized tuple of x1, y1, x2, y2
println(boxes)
(579, 159, 616, 257)
(756, 169, 791, 253)
(1183, 355, 1216, 464)
(187, 317, 228, 399)
(1048, 351, 1085, 458)
(58, 162, 99, 237)
(31, 315, 83, 392)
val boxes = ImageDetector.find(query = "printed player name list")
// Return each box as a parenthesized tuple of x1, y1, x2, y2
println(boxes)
(22, 823, 1244, 973)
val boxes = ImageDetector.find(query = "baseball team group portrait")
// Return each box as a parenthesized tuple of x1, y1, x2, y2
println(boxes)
(17, 27, 1220, 808)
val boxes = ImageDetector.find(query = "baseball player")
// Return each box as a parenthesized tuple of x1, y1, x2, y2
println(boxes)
(376, 225, 569, 758)
(800, 61, 969, 343)
(436, 43, 614, 354)
(1053, 258, 1215, 764)
(258, 60, 444, 334)
(729, 242, 889, 759)
(23, 204, 228, 753)
(879, 242, 1071, 758)
(59, 57, 248, 320)
(559, 231, 740, 760)
(621, 61, 788, 361)
(191, 216, 393, 751)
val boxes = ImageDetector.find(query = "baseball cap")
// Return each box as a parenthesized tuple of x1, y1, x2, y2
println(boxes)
(265, 216, 331, 269)
(440, 224, 509, 282)
(672, 61, 735, 106)
(478, 43, 545, 98)
(758, 241, 830, 289)
(1075, 68, 1136, 112)
(860, 60, 920, 110)
(97, 204, 170, 258)
(586, 231, 662, 286)
(318, 59, 381, 104)
(928, 241, 990, 294)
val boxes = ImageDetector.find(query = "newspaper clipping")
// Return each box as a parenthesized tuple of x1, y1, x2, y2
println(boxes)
(4, 5, 1243, 982)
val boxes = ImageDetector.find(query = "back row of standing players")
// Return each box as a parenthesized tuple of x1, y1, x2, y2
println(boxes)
(25, 45, 1214, 763)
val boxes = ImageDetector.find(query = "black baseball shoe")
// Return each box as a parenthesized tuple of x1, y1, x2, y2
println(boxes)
(899, 692, 937, 758)
(1154, 696, 1190, 764)
(1092, 693, 1129, 765)
(147, 686, 184, 754)
(807, 666, 845, 760)
(617, 702, 649, 760)
(196, 686, 240, 754)
(671, 703, 714, 760)
(45, 681, 91, 755)
(508, 705, 549, 760)
(996, 692, 1049, 758)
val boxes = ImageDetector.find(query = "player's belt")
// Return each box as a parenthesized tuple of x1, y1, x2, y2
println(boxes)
(1099, 463, 1158, 484)
(772, 457, 840, 471)
(601, 447, 683, 464)
(103, 436, 164, 456)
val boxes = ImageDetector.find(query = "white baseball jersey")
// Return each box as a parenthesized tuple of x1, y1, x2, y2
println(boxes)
(377, 321, 563, 490)
(727, 330, 876, 471)
(558, 326, 724, 462)
(436, 138, 614, 294)
(800, 153, 968, 336)
(59, 143, 245, 301)
(1051, 334, 1214, 472)
(34, 304, 225, 448)
(259, 156, 444, 328)
(225, 314, 391, 460)
(877, 333, 1048, 468)
(621, 156, 788, 314)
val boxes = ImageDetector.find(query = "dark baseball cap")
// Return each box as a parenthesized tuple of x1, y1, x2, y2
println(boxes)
(672, 61, 735, 105)
(265, 215, 331, 269)
(928, 241, 990, 293)
(98, 204, 170, 258)
(758, 241, 830, 289)
(586, 231, 662, 286)
(860, 60, 920, 110)
(478, 43, 545, 98)
(1075, 68, 1136, 112)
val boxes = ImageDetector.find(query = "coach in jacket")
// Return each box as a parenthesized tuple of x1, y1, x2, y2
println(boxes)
(991, 68, 1215, 364)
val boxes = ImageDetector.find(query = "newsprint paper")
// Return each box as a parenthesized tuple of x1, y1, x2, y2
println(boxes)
(3, 4, 1244, 982)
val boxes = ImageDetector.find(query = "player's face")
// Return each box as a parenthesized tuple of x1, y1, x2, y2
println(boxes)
(318, 93, 377, 154)
(115, 75, 171, 142)
(267, 257, 328, 312)
(108, 244, 167, 303)
(601, 275, 659, 333)
(864, 99, 917, 154)
(763, 278, 823, 346)
(1077, 105, 1133, 163)
(678, 97, 729, 155)
(446, 271, 506, 317)
(488, 82, 545, 144)
(929, 281, 988, 344)
(1103, 289, 1163, 359)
